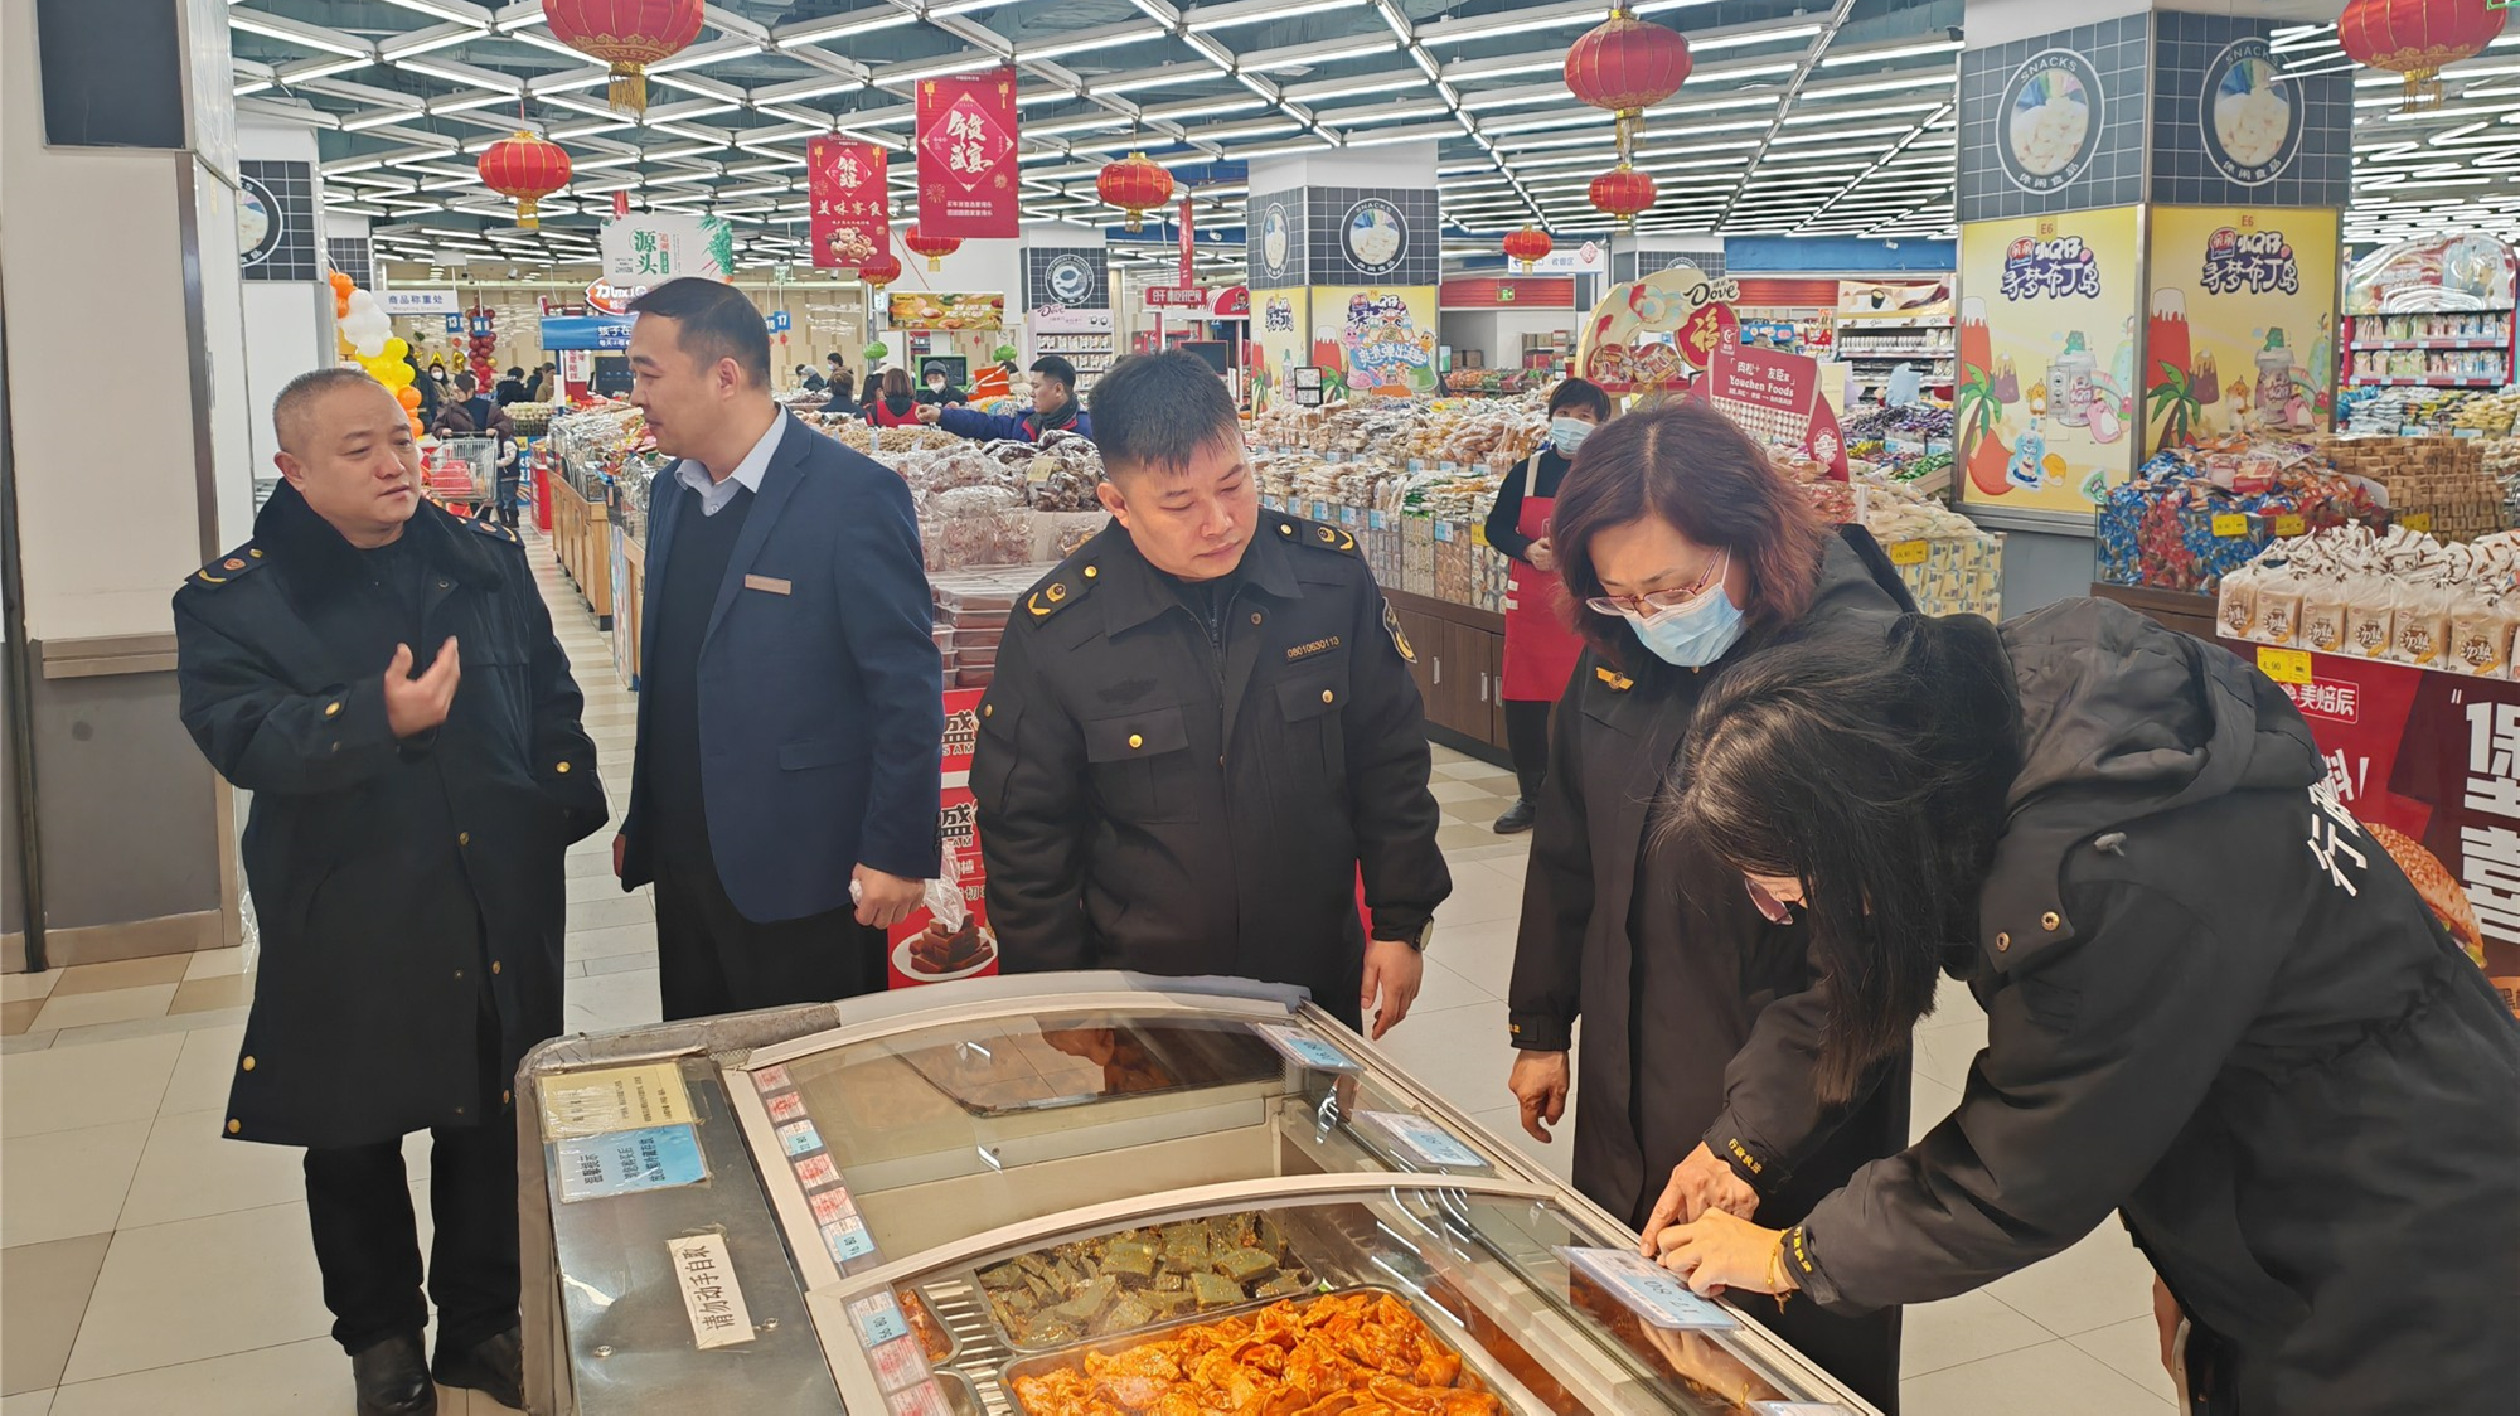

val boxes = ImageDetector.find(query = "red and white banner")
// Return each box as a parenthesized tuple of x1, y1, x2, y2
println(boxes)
(915, 68, 1020, 239)
(1177, 194, 1195, 289)
(807, 138, 889, 270)
(1695, 342, 1849, 478)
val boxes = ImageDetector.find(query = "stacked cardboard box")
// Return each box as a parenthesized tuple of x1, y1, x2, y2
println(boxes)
(2316, 434, 2509, 543)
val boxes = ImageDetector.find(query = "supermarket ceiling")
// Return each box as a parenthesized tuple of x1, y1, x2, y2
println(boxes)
(229, 1, 2520, 273)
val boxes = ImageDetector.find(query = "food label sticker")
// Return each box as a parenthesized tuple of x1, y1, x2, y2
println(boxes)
(886, 1383, 954, 1416)
(1888, 540, 1929, 566)
(1256, 1023, 1361, 1073)
(2210, 513, 2250, 538)
(2257, 646, 2314, 685)
(822, 1215, 877, 1264)
(868, 1334, 932, 1393)
(665, 1232, 755, 1350)
(2274, 514, 2307, 538)
(2402, 512, 2435, 533)
(1358, 1110, 1486, 1168)
(540, 1063, 693, 1141)
(1556, 1246, 1739, 1331)
(809, 1188, 859, 1226)
(849, 1292, 911, 1350)
(765, 1092, 809, 1124)
(752, 1065, 792, 1093)
(793, 1153, 842, 1189)
(776, 1120, 824, 1157)
(556, 1125, 708, 1202)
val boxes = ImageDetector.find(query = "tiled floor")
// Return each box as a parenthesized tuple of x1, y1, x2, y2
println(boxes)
(0, 529, 2172, 1415)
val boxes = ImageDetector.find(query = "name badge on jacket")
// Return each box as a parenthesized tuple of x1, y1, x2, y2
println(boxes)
(743, 574, 792, 596)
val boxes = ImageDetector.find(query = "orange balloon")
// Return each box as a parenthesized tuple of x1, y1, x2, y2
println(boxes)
(395, 384, 422, 411)
(328, 270, 354, 296)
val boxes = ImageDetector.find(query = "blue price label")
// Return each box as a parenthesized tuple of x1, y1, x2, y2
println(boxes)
(822, 1216, 876, 1264)
(1256, 1023, 1361, 1074)
(1556, 1246, 1739, 1331)
(776, 1120, 824, 1157)
(555, 1125, 708, 1203)
(849, 1293, 910, 1350)
(1359, 1110, 1485, 1168)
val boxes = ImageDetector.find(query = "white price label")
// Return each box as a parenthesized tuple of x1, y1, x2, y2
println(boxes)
(1256, 1023, 1361, 1073)
(1358, 1110, 1485, 1168)
(1557, 1246, 1740, 1331)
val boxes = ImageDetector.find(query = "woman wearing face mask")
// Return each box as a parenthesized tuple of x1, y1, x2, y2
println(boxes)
(1481, 378, 1615, 834)
(1503, 400, 1917, 1410)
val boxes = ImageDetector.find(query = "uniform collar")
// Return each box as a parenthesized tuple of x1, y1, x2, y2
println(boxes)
(1092, 516, 1302, 636)
(251, 479, 503, 594)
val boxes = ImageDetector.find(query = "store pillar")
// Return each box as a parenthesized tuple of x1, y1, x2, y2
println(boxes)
(1952, 0, 2353, 619)
(3, 0, 256, 970)
(1019, 226, 1114, 399)
(1246, 144, 1442, 407)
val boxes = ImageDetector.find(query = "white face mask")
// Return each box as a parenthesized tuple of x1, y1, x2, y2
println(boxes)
(1550, 416, 1594, 455)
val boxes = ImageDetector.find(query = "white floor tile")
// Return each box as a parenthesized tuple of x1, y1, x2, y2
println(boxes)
(1431, 861, 1528, 929)
(1902, 1289, 2052, 1377)
(1900, 1336, 2169, 1416)
(1410, 957, 1495, 1015)
(1366, 1001, 1517, 1116)
(115, 1110, 308, 1230)
(47, 1337, 350, 1416)
(60, 1203, 333, 1384)
(1912, 1024, 1983, 1093)
(1, 1391, 55, 1414)
(155, 1025, 247, 1117)
(2069, 1315, 2178, 1408)
(563, 924, 656, 962)
(0, 1121, 152, 1247)
(1907, 1074, 1961, 1145)
(28, 988, 175, 1037)
(3, 971, 60, 1003)
(1, 1035, 184, 1140)
(181, 950, 249, 982)
(1984, 1220, 2160, 1339)
(1463, 1102, 1578, 1186)
(563, 968, 662, 1035)
(1434, 917, 1519, 998)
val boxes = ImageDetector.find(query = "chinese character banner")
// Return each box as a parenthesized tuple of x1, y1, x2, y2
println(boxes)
(2144, 206, 2339, 454)
(1955, 205, 2141, 514)
(808, 139, 890, 270)
(916, 68, 1019, 240)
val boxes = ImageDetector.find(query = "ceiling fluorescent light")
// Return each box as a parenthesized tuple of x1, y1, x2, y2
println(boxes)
(1245, 39, 1400, 74)
(341, 108, 427, 132)
(1821, 41, 1963, 68)
(228, 10, 372, 59)
(1188, 0, 1353, 32)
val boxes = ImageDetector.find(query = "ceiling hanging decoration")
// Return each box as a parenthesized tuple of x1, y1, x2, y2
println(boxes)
(1564, 5, 1693, 161)
(859, 249, 904, 290)
(477, 130, 572, 230)
(2338, 0, 2507, 111)
(904, 227, 961, 271)
(1097, 152, 1176, 233)
(1589, 165, 1658, 228)
(1502, 226, 1554, 272)
(541, 0, 706, 116)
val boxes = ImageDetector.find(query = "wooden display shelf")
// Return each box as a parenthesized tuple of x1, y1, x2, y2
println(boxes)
(1386, 589, 1510, 764)
(547, 478, 612, 628)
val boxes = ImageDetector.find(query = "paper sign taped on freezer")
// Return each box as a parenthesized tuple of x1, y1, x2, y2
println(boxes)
(1257, 1023, 1361, 1073)
(1557, 1246, 1740, 1331)
(539, 1062, 694, 1140)
(557, 1125, 708, 1202)
(666, 1232, 756, 1350)
(1358, 1110, 1486, 1168)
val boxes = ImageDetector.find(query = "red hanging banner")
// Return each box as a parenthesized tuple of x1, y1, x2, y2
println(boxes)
(807, 138, 890, 270)
(915, 68, 1020, 239)
(1178, 193, 1196, 290)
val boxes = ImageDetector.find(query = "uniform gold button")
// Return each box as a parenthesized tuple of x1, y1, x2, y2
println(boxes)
(983, 704, 993, 717)
(1995, 932, 2011, 952)
(241, 1056, 256, 1071)
(454, 1105, 466, 1116)
(1083, 565, 1098, 579)
(458, 832, 471, 846)
(2040, 911, 2061, 932)
(1279, 523, 1293, 536)
(454, 969, 466, 981)
(324, 702, 341, 717)
(226, 1119, 242, 1134)
(1128, 734, 1144, 749)
(556, 761, 572, 774)
(502, 1089, 512, 1105)
(491, 961, 501, 975)
(1321, 689, 1335, 704)
(248, 549, 262, 558)
(1250, 612, 1263, 625)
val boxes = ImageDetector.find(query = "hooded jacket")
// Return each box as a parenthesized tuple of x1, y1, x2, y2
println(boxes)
(937, 400, 1093, 445)
(1781, 599, 2520, 1414)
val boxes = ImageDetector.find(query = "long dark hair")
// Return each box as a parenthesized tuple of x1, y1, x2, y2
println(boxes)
(1667, 613, 2024, 1102)
(1550, 400, 1828, 664)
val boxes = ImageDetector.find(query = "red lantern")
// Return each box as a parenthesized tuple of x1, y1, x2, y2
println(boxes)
(542, 0, 706, 115)
(1097, 152, 1175, 234)
(1588, 165, 1657, 228)
(1564, 6, 1692, 159)
(2339, 0, 2506, 110)
(859, 250, 903, 291)
(1502, 226, 1554, 273)
(478, 130, 572, 230)
(904, 227, 960, 271)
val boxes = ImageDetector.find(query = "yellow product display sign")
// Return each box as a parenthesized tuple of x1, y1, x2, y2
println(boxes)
(2401, 512, 2434, 533)
(2274, 514, 2306, 538)
(2211, 513, 2250, 538)
(538, 1062, 695, 1141)
(1889, 540, 1930, 566)
(2256, 646, 2313, 685)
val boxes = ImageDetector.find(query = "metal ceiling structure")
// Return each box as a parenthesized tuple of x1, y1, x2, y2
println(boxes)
(225, 1, 2520, 276)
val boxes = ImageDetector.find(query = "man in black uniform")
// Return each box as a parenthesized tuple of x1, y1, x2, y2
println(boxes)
(974, 351, 1450, 1036)
(174, 369, 608, 1416)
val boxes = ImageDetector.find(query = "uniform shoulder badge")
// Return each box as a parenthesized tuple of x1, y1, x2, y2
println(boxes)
(1023, 561, 1093, 622)
(188, 544, 268, 588)
(464, 516, 519, 545)
(1283, 517, 1359, 557)
(1593, 664, 1634, 692)
(1382, 598, 1416, 664)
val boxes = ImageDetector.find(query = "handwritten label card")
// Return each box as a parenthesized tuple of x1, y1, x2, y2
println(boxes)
(666, 1233, 755, 1350)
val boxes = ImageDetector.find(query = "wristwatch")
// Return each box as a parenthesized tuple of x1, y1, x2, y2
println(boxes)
(1412, 918, 1436, 954)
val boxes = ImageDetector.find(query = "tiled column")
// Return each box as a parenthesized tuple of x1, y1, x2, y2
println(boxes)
(1246, 144, 1442, 406)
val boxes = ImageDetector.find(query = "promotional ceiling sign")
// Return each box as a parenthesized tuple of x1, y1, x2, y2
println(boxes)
(887, 291, 1005, 330)
(2200, 38, 2303, 186)
(915, 68, 1019, 239)
(1694, 343, 1850, 479)
(382, 289, 461, 315)
(583, 280, 645, 315)
(807, 138, 890, 270)
(2346, 234, 2519, 315)
(600, 213, 734, 283)
(1836, 279, 1953, 319)
(1577, 264, 1741, 395)
(1955, 206, 2141, 513)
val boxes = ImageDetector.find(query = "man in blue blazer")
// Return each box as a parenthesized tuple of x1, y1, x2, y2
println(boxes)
(612, 278, 943, 1020)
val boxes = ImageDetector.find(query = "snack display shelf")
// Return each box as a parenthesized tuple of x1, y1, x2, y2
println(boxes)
(2350, 339, 2509, 352)
(518, 973, 1878, 1416)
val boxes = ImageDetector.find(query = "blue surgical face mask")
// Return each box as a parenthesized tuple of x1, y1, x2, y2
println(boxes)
(1549, 416, 1594, 456)
(1622, 555, 1745, 668)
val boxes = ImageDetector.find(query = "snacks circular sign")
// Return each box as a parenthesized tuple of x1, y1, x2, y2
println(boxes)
(238, 175, 280, 269)
(1342, 198, 1408, 277)
(2000, 50, 2105, 195)
(1043, 252, 1097, 305)
(2201, 39, 2300, 186)
(1257, 201, 1295, 284)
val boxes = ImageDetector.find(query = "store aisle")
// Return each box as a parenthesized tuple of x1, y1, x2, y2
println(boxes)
(0, 530, 2172, 1415)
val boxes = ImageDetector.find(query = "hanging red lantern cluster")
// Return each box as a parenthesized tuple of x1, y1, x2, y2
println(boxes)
(904, 227, 961, 271)
(542, 0, 706, 116)
(2338, 0, 2506, 111)
(1097, 152, 1175, 233)
(859, 248, 904, 290)
(1564, 6, 1693, 160)
(1589, 165, 1657, 228)
(478, 130, 572, 230)
(1502, 226, 1554, 272)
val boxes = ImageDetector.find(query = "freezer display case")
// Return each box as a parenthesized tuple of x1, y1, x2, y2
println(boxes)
(517, 973, 1877, 1416)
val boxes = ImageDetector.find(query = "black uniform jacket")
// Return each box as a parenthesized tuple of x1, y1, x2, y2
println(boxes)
(1782, 600, 2520, 1416)
(974, 515, 1451, 1029)
(1508, 530, 1918, 1224)
(174, 483, 608, 1149)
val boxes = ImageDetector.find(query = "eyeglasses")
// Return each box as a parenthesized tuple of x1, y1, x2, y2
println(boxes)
(1584, 552, 1729, 618)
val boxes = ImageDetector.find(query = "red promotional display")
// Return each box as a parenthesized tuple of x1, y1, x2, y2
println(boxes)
(915, 68, 1020, 239)
(2226, 642, 2520, 1017)
(806, 138, 889, 270)
(887, 690, 1001, 989)
(1694, 341, 1850, 477)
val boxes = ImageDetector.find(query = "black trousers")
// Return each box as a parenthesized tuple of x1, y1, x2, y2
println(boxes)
(653, 837, 889, 1021)
(1503, 698, 1553, 801)
(303, 1003, 516, 1357)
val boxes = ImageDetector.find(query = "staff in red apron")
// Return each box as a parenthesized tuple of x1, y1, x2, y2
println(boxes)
(1482, 378, 1614, 833)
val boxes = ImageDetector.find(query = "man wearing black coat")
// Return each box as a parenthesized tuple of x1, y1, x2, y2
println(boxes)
(174, 369, 607, 1416)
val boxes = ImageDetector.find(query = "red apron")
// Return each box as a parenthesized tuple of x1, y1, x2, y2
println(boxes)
(1500, 454, 1585, 702)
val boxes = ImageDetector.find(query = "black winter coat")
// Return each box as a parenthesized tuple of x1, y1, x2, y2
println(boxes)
(1779, 600, 2520, 1415)
(174, 484, 608, 1149)
(974, 517, 1451, 1030)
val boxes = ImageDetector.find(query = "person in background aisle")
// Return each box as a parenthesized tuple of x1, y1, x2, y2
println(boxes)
(921, 355, 1093, 443)
(531, 363, 558, 403)
(792, 363, 827, 394)
(1646, 603, 2520, 1416)
(428, 362, 451, 395)
(612, 277, 943, 1021)
(454, 374, 495, 433)
(494, 366, 530, 407)
(405, 351, 444, 423)
(826, 351, 848, 390)
(173, 369, 607, 1416)
(486, 405, 522, 531)
(1482, 377, 1614, 834)
(974, 351, 1451, 1037)
(428, 396, 476, 440)
(865, 367, 925, 431)
(1503, 401, 1915, 1411)
(918, 362, 966, 405)
(820, 369, 860, 418)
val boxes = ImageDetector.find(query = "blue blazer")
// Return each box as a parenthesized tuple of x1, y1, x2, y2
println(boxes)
(619, 411, 944, 922)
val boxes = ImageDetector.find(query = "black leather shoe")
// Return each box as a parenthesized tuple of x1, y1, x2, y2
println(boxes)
(433, 1325, 525, 1411)
(351, 1332, 436, 1416)
(1493, 797, 1537, 834)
